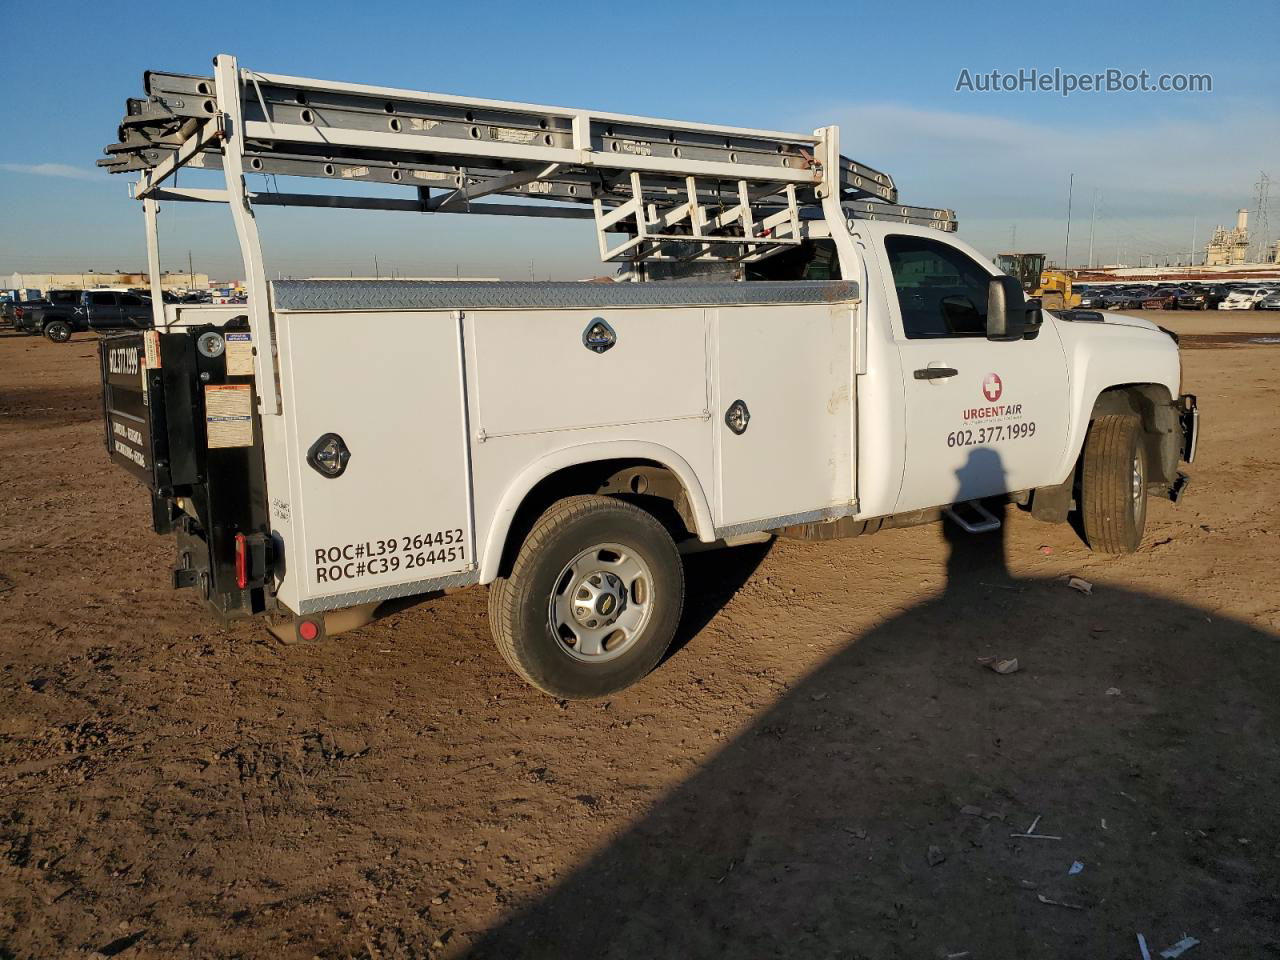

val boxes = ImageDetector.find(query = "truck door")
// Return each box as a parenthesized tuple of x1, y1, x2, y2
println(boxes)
(876, 232, 1070, 513)
(119, 293, 149, 328)
(87, 291, 122, 330)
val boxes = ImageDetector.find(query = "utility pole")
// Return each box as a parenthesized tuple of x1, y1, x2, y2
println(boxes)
(1191, 217, 1197, 267)
(373, 254, 380, 279)
(1009, 224, 1017, 250)
(1063, 173, 1074, 268)
(1087, 190, 1098, 269)
(187, 250, 194, 291)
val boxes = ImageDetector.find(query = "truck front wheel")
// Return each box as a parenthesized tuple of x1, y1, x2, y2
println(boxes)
(43, 320, 72, 343)
(1080, 414, 1148, 553)
(487, 495, 684, 699)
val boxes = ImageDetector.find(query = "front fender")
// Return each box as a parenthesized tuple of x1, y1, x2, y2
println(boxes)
(1054, 319, 1181, 483)
(478, 440, 716, 584)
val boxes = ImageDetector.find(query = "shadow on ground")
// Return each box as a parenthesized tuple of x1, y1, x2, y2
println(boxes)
(467, 453, 1280, 959)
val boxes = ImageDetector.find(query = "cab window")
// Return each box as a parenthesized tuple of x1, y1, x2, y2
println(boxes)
(746, 240, 842, 281)
(90, 292, 116, 306)
(885, 234, 992, 338)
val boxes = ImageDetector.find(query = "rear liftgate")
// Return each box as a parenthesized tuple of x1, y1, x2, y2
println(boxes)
(100, 323, 273, 617)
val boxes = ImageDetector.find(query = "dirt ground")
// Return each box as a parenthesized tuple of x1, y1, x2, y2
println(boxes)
(2, 311, 1279, 959)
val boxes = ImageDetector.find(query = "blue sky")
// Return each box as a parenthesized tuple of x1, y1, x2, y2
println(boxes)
(1, 0, 1276, 281)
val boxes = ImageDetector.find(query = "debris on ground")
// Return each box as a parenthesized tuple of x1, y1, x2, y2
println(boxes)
(1040, 545, 1053, 555)
(1160, 935, 1200, 958)
(960, 804, 983, 817)
(1068, 860, 1084, 875)
(1067, 576, 1094, 595)
(1010, 814, 1062, 841)
(1106, 687, 1122, 696)
(977, 656, 1020, 675)
(927, 845, 947, 866)
(1138, 933, 1153, 960)
(1036, 893, 1084, 910)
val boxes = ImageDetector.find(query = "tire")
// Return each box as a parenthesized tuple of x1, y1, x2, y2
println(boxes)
(487, 494, 684, 699)
(1081, 414, 1149, 554)
(43, 320, 72, 343)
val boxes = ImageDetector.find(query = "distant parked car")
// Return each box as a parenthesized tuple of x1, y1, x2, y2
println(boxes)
(1101, 289, 1143, 310)
(1141, 287, 1184, 310)
(1177, 288, 1214, 310)
(1203, 285, 1230, 309)
(1257, 291, 1280, 311)
(1219, 286, 1275, 310)
(1077, 290, 1110, 308)
(23, 289, 152, 342)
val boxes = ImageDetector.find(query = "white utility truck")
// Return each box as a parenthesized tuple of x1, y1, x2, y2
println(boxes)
(98, 56, 1198, 698)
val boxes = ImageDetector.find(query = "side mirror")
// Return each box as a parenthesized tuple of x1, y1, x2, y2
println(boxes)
(986, 275, 1027, 342)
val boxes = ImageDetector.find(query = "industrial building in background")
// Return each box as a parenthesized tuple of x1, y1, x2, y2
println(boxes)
(8, 270, 210, 293)
(1205, 209, 1251, 266)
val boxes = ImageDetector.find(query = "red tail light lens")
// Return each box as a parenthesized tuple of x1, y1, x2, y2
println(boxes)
(234, 532, 248, 589)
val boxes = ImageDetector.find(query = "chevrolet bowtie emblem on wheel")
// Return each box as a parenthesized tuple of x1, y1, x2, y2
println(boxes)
(582, 318, 617, 354)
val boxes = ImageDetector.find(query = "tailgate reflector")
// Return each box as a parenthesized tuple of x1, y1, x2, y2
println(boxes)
(234, 532, 248, 589)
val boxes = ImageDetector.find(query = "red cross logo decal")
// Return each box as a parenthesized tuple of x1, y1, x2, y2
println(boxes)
(982, 372, 1003, 402)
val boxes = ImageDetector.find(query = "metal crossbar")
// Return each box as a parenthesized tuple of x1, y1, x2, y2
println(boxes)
(102, 57, 956, 267)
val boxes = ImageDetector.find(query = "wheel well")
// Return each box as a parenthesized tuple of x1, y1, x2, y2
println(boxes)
(495, 459, 698, 580)
(1088, 383, 1178, 486)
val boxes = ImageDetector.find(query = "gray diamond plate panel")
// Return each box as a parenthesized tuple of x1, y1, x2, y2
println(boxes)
(271, 280, 860, 312)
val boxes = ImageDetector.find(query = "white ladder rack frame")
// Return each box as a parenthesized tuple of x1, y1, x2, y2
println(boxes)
(113, 54, 957, 417)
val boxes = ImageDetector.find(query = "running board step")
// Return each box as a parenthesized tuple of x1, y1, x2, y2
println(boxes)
(944, 500, 1002, 534)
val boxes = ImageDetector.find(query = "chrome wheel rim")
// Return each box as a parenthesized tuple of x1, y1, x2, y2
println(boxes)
(548, 542, 654, 663)
(1132, 449, 1145, 506)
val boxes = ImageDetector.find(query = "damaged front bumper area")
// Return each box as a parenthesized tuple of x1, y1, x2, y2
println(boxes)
(1168, 394, 1199, 503)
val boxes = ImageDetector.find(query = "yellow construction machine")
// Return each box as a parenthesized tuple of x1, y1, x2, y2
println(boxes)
(995, 253, 1081, 310)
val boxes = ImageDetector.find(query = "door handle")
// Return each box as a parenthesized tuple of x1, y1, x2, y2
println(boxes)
(913, 366, 958, 380)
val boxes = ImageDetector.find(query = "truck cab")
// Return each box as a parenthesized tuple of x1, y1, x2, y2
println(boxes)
(845, 220, 1183, 523)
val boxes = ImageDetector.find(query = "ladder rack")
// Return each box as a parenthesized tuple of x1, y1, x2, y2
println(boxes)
(101, 58, 956, 266)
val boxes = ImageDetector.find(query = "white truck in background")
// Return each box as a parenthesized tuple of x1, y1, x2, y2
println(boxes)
(96, 56, 1198, 698)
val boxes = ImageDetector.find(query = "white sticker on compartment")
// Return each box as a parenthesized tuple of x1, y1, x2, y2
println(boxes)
(224, 331, 254, 377)
(205, 384, 253, 448)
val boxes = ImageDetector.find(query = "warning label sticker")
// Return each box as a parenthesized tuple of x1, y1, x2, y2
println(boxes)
(205, 384, 253, 448)
(225, 331, 254, 377)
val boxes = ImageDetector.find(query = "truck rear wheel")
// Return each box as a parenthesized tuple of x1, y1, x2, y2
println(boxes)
(487, 495, 684, 699)
(44, 320, 72, 343)
(1081, 414, 1148, 554)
